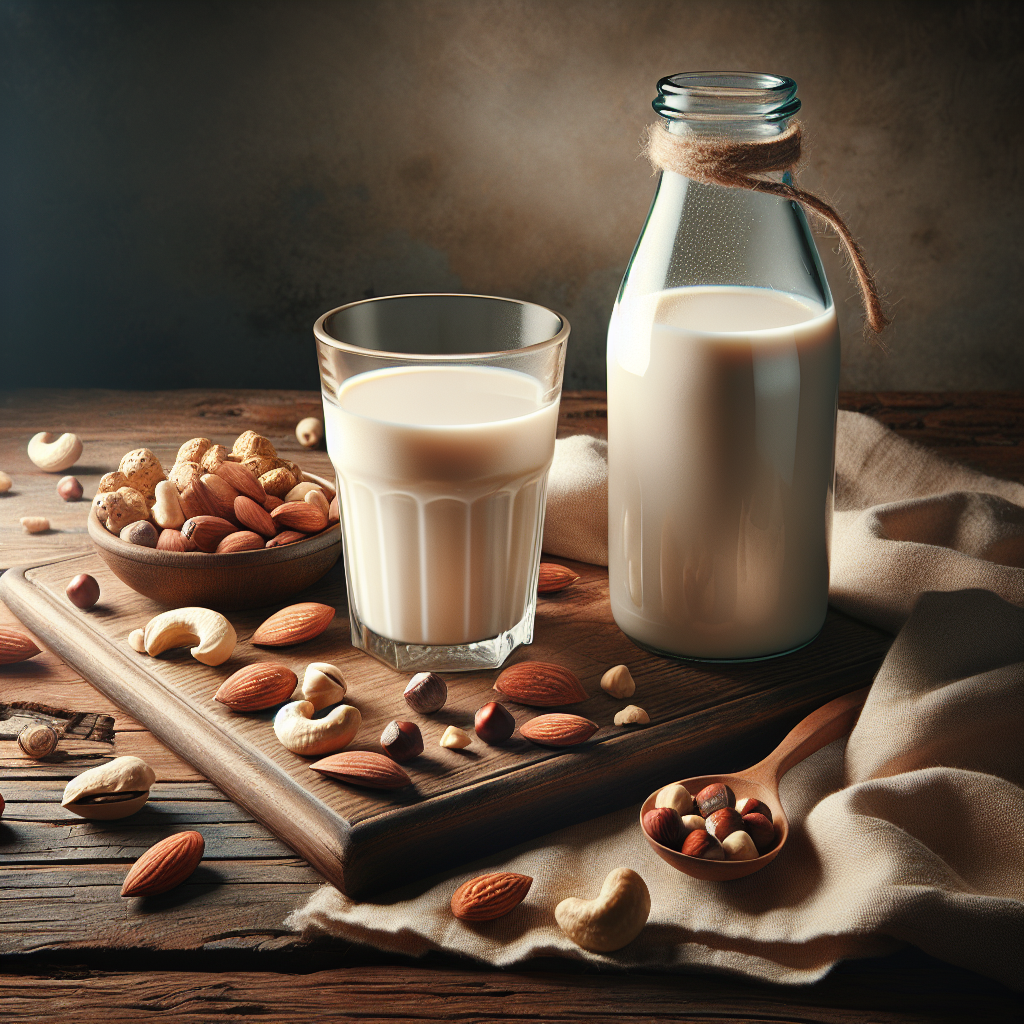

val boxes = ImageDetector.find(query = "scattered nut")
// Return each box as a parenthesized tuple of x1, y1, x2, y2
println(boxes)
(0, 470, 11, 493)
(440, 725, 472, 750)
(274, 700, 361, 756)
(143, 607, 237, 665)
(474, 701, 516, 744)
(537, 562, 580, 593)
(613, 705, 649, 726)
(301, 662, 347, 710)
(451, 872, 532, 921)
(493, 662, 587, 706)
(381, 720, 424, 762)
(128, 628, 146, 652)
(20, 516, 50, 534)
(694, 782, 735, 819)
(721, 830, 759, 861)
(27, 431, 82, 472)
(295, 416, 323, 448)
(601, 664, 635, 699)
(121, 831, 205, 897)
(120, 520, 158, 547)
(66, 573, 100, 609)
(681, 830, 725, 860)
(0, 628, 41, 663)
(655, 783, 694, 816)
(404, 672, 448, 714)
(215, 663, 298, 712)
(18, 722, 59, 758)
(520, 713, 598, 747)
(705, 807, 743, 841)
(555, 867, 651, 952)
(642, 806, 684, 849)
(252, 603, 335, 646)
(308, 751, 411, 789)
(56, 475, 83, 501)
(62, 756, 156, 820)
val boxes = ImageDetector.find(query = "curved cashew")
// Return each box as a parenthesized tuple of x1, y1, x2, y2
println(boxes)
(128, 628, 147, 652)
(554, 868, 651, 952)
(152, 479, 185, 529)
(0, 470, 12, 494)
(273, 700, 361, 756)
(143, 607, 237, 666)
(62, 755, 156, 820)
(301, 662, 347, 710)
(27, 432, 83, 472)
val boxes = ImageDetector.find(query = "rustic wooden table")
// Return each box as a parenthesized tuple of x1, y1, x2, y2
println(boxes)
(1, 389, 1020, 1022)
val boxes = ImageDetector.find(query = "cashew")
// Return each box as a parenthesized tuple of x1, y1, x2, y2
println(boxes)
(143, 607, 237, 666)
(0, 470, 11, 493)
(152, 480, 186, 530)
(128, 628, 146, 652)
(27, 432, 83, 472)
(613, 705, 649, 726)
(21, 516, 50, 533)
(300, 662, 347, 710)
(601, 665, 635, 699)
(295, 416, 323, 448)
(304, 488, 329, 516)
(285, 481, 321, 503)
(554, 868, 651, 952)
(273, 700, 361, 756)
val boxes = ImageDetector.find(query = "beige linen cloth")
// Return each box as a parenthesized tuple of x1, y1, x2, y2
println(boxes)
(289, 411, 1024, 989)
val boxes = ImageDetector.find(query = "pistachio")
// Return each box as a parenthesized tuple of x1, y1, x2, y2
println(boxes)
(62, 756, 157, 820)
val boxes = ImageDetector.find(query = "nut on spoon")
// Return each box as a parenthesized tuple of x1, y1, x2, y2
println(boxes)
(640, 687, 868, 881)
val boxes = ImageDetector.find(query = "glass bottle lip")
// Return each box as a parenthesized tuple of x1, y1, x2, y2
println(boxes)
(653, 72, 801, 123)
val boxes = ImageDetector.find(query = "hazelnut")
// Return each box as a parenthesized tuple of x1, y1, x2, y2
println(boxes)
(736, 797, 773, 822)
(295, 416, 324, 448)
(404, 672, 447, 714)
(742, 812, 776, 853)
(721, 830, 759, 861)
(380, 720, 424, 763)
(613, 704, 649, 725)
(705, 807, 743, 841)
(18, 722, 59, 759)
(440, 725, 472, 750)
(680, 829, 724, 860)
(694, 782, 735, 818)
(474, 701, 515, 744)
(681, 814, 707, 836)
(600, 664, 635, 699)
(66, 573, 100, 609)
(56, 475, 83, 501)
(642, 807, 683, 850)
(120, 520, 158, 547)
(654, 783, 694, 816)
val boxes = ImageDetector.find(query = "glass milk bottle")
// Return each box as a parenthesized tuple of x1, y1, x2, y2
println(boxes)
(607, 73, 840, 660)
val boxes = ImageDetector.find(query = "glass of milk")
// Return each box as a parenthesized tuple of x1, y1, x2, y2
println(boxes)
(607, 73, 841, 661)
(315, 294, 569, 672)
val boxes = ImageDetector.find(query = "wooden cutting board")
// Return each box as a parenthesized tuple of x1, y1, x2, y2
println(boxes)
(0, 552, 891, 896)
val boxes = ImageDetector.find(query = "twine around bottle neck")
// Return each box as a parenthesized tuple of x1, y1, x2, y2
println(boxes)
(644, 120, 889, 335)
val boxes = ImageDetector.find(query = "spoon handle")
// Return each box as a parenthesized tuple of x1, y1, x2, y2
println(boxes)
(744, 687, 869, 788)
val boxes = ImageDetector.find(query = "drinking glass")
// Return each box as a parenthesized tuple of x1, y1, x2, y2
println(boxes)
(315, 293, 569, 672)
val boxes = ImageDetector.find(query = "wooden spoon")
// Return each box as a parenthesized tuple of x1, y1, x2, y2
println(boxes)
(640, 687, 868, 881)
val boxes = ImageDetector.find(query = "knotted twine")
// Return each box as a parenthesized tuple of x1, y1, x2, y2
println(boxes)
(644, 121, 890, 334)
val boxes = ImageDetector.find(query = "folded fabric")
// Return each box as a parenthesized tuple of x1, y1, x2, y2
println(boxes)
(289, 411, 1024, 989)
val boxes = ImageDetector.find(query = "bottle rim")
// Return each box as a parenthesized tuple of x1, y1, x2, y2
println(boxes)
(654, 72, 801, 122)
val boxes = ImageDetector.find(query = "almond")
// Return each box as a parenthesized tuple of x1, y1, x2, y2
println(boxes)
(214, 662, 298, 711)
(328, 494, 340, 524)
(265, 530, 305, 548)
(252, 602, 335, 646)
(120, 830, 205, 896)
(264, 494, 284, 511)
(234, 494, 277, 538)
(200, 472, 240, 521)
(0, 628, 41, 664)
(181, 515, 237, 553)
(214, 460, 266, 504)
(178, 477, 219, 520)
(451, 872, 533, 921)
(156, 528, 188, 552)
(494, 661, 587, 706)
(216, 530, 265, 553)
(519, 713, 598, 747)
(270, 501, 328, 534)
(537, 562, 580, 594)
(309, 751, 411, 789)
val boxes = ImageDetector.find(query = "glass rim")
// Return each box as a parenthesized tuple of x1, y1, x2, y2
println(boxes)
(314, 292, 570, 363)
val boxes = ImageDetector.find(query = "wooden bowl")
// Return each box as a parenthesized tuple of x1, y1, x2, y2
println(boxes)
(88, 499, 343, 611)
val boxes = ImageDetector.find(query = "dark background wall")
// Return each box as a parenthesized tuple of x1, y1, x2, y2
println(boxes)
(2, 0, 1020, 392)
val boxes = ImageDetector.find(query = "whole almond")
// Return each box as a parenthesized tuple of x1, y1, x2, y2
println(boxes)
(264, 494, 284, 511)
(200, 473, 240, 521)
(121, 830, 205, 897)
(537, 562, 580, 594)
(215, 663, 298, 711)
(265, 530, 305, 548)
(519, 713, 598, 747)
(494, 662, 587, 706)
(216, 530, 265, 553)
(252, 602, 335, 646)
(328, 494, 340, 524)
(181, 515, 237, 553)
(156, 528, 188, 552)
(214, 460, 266, 504)
(178, 477, 219, 520)
(0, 628, 41, 664)
(234, 494, 277, 538)
(270, 501, 328, 534)
(309, 751, 411, 789)
(642, 807, 684, 850)
(451, 872, 533, 921)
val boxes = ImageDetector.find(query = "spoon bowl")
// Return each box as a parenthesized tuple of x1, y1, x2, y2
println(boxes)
(641, 687, 868, 881)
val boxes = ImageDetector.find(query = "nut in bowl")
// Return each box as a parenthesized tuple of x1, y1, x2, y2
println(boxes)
(639, 689, 868, 882)
(88, 433, 342, 610)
